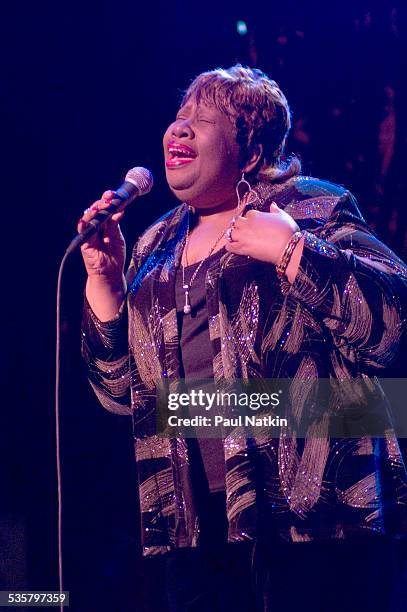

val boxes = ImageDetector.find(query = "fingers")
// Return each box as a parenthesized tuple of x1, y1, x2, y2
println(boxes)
(100, 215, 125, 243)
(233, 215, 247, 230)
(111, 210, 125, 222)
(77, 219, 87, 233)
(77, 190, 122, 232)
(102, 190, 115, 201)
(84, 192, 116, 219)
(225, 213, 246, 241)
(225, 239, 248, 256)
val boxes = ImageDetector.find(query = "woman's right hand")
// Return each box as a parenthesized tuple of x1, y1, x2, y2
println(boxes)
(78, 190, 126, 282)
(79, 190, 127, 321)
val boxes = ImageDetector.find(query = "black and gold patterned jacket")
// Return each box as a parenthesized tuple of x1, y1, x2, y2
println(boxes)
(82, 176, 407, 556)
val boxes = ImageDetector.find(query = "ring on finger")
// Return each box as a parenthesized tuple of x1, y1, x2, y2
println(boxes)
(227, 216, 237, 242)
(226, 227, 234, 242)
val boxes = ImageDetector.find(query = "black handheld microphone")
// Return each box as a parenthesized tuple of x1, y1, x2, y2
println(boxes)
(66, 166, 154, 254)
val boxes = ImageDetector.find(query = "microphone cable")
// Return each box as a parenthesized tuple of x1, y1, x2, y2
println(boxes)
(55, 249, 70, 612)
(53, 166, 153, 610)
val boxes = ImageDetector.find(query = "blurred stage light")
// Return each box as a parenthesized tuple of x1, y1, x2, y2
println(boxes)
(237, 20, 248, 36)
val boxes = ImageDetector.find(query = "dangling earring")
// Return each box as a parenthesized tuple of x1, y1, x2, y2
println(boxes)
(235, 172, 258, 209)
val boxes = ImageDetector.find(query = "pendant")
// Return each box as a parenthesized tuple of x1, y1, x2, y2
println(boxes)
(183, 284, 191, 314)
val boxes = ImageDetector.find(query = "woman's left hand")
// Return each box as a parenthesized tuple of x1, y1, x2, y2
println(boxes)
(225, 202, 300, 265)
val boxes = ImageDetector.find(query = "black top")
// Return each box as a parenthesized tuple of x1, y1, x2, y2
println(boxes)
(175, 247, 226, 492)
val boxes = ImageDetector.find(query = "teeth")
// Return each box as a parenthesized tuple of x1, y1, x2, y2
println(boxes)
(168, 147, 195, 158)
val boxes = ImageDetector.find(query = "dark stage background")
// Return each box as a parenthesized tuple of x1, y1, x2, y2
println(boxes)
(2, 1, 406, 610)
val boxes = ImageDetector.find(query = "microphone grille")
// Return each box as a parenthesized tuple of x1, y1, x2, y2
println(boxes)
(125, 166, 154, 195)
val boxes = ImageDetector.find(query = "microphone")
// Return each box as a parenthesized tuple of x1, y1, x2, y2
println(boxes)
(65, 166, 154, 254)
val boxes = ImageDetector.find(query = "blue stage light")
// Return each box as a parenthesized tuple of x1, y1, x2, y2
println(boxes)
(237, 20, 248, 36)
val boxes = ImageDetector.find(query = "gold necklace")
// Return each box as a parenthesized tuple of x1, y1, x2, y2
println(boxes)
(181, 206, 240, 314)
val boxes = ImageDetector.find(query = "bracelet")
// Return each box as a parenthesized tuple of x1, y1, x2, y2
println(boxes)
(276, 231, 303, 279)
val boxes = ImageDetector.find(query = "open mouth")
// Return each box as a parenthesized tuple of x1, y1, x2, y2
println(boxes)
(166, 141, 197, 167)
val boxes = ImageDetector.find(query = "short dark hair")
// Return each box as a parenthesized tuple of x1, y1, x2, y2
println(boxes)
(182, 64, 300, 182)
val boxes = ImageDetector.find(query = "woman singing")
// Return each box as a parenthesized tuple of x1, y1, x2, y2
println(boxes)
(79, 66, 407, 611)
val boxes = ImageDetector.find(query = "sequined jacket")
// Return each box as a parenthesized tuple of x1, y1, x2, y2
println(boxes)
(82, 176, 407, 556)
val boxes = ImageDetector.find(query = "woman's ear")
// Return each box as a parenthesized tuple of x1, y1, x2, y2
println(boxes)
(242, 144, 263, 174)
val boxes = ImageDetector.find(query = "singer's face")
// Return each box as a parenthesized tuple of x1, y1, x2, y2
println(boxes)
(163, 98, 241, 209)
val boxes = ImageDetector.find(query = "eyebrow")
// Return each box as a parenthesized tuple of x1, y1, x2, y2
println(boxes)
(176, 102, 218, 122)
(177, 104, 193, 115)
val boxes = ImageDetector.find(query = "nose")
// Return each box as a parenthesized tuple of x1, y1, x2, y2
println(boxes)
(171, 119, 194, 139)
